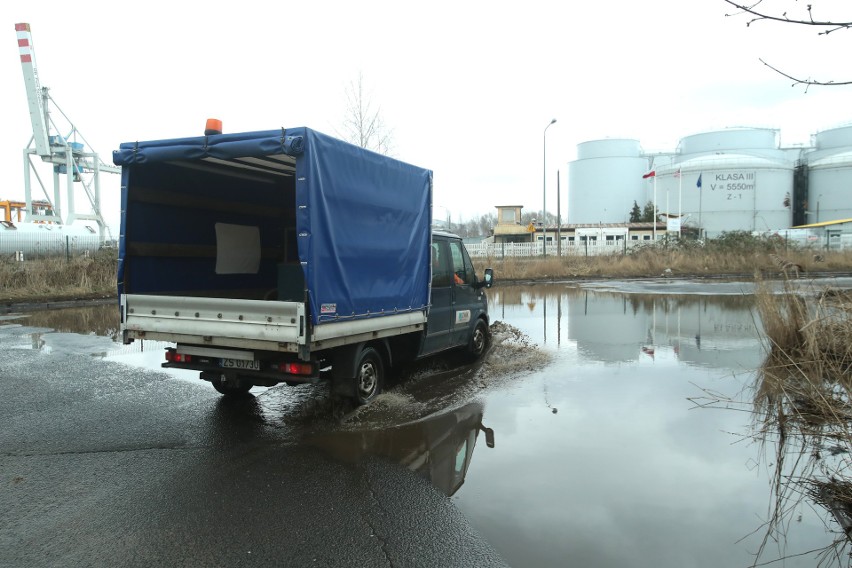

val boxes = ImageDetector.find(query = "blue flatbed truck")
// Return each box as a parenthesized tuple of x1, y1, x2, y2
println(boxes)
(114, 126, 493, 404)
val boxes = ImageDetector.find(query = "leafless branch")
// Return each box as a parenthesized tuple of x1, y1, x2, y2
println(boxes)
(723, 0, 852, 34)
(339, 72, 394, 155)
(723, 1, 852, 87)
(759, 58, 852, 89)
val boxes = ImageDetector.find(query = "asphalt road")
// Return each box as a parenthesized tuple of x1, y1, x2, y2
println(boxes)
(0, 331, 508, 568)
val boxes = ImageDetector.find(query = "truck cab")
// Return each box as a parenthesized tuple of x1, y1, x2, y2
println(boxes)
(422, 231, 492, 357)
(321, 231, 493, 405)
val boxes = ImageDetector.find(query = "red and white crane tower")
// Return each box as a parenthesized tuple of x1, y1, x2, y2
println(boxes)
(15, 22, 119, 242)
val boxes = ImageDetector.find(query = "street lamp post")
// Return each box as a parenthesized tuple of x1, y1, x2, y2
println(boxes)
(542, 118, 557, 257)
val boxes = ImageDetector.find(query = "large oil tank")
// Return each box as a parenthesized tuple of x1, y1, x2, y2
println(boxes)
(804, 124, 852, 224)
(0, 222, 102, 257)
(653, 129, 793, 237)
(568, 139, 649, 224)
(678, 128, 779, 155)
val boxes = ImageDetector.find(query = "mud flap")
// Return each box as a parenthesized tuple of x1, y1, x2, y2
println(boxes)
(329, 365, 359, 420)
(330, 344, 362, 399)
(330, 374, 356, 398)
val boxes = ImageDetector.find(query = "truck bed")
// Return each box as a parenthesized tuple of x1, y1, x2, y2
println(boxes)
(122, 294, 427, 353)
(114, 127, 433, 358)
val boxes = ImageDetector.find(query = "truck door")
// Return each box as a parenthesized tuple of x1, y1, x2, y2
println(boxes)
(422, 239, 454, 354)
(448, 239, 481, 347)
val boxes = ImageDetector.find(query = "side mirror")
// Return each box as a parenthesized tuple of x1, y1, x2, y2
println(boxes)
(478, 424, 495, 448)
(479, 268, 494, 288)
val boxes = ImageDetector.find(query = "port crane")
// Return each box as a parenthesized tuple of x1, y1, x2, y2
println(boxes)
(14, 22, 119, 242)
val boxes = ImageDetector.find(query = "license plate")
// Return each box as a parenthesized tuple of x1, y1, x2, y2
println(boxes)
(221, 358, 260, 371)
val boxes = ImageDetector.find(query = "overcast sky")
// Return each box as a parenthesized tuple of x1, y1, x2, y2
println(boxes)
(3, 1, 851, 234)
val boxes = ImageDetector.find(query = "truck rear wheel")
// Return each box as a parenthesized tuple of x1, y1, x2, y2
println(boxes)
(211, 374, 252, 397)
(355, 347, 384, 405)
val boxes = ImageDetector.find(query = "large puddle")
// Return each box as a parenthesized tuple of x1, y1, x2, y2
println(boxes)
(3, 279, 851, 567)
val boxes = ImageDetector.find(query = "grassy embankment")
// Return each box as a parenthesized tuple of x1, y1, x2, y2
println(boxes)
(491, 246, 851, 280)
(2, 232, 852, 304)
(749, 277, 852, 562)
(489, 233, 852, 280)
(0, 248, 118, 304)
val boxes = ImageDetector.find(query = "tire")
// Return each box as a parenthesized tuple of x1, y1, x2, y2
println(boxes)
(211, 375, 253, 397)
(354, 347, 384, 405)
(466, 319, 489, 361)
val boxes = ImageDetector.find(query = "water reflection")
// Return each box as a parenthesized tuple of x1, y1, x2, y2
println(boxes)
(491, 283, 763, 370)
(0, 303, 194, 378)
(460, 282, 837, 568)
(309, 402, 494, 496)
(6, 287, 765, 372)
(22, 302, 120, 340)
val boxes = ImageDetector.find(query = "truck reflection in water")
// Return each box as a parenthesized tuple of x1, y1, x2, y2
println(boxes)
(308, 402, 494, 496)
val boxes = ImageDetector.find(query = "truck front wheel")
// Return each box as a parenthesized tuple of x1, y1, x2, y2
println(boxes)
(355, 347, 384, 405)
(466, 319, 489, 361)
(211, 374, 252, 397)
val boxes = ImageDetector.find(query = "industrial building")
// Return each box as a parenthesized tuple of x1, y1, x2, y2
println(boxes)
(567, 124, 852, 240)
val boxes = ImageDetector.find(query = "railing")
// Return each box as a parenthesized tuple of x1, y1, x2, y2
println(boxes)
(465, 240, 648, 258)
(468, 234, 852, 258)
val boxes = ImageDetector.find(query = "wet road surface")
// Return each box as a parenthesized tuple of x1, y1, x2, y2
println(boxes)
(0, 329, 508, 567)
(4, 275, 852, 567)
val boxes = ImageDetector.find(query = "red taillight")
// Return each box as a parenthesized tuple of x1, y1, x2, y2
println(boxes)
(165, 350, 191, 363)
(272, 362, 313, 375)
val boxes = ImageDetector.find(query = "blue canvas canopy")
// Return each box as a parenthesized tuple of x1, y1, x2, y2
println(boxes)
(114, 127, 433, 326)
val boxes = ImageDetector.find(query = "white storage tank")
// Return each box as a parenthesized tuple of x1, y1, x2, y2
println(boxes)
(678, 128, 779, 155)
(805, 125, 852, 224)
(568, 139, 649, 224)
(0, 222, 102, 256)
(653, 129, 793, 237)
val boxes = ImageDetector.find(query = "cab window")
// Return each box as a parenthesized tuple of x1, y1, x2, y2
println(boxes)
(431, 242, 452, 287)
(448, 241, 473, 285)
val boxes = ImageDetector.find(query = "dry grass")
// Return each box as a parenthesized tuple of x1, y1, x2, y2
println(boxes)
(0, 248, 117, 303)
(485, 247, 852, 281)
(750, 279, 852, 565)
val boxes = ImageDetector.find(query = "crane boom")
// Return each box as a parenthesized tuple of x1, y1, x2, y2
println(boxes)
(13, 22, 120, 244)
(15, 23, 50, 157)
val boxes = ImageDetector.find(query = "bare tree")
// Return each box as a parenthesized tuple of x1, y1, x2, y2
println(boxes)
(450, 213, 498, 238)
(340, 72, 393, 154)
(724, 1, 852, 87)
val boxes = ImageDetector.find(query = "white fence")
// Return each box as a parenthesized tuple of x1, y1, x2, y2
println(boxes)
(466, 240, 644, 258)
(467, 233, 852, 259)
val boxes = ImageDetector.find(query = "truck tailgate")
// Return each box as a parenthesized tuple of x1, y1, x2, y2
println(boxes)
(122, 294, 306, 352)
